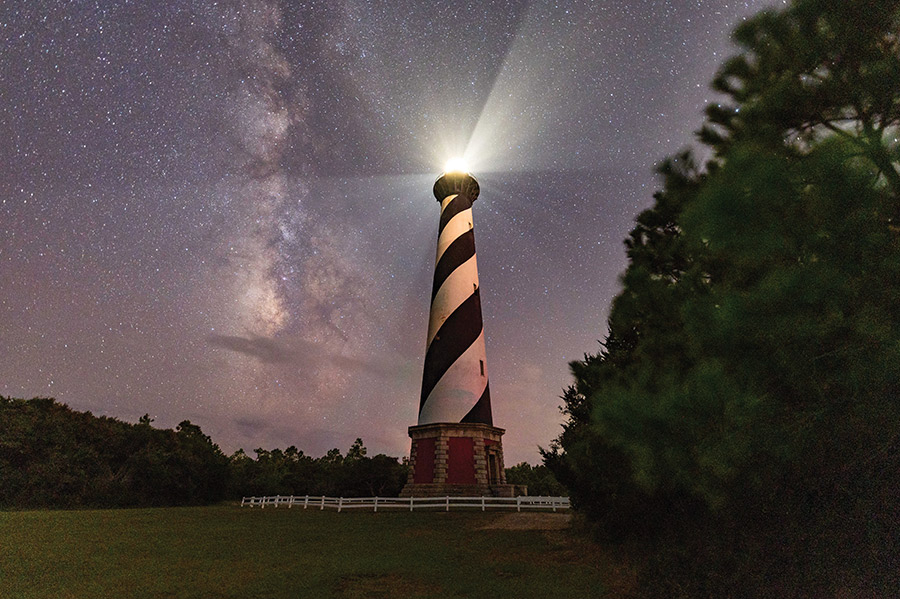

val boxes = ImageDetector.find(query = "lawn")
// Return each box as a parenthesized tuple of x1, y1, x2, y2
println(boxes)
(0, 504, 616, 598)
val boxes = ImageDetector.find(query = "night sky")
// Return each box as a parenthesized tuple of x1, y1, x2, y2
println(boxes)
(1, 0, 779, 464)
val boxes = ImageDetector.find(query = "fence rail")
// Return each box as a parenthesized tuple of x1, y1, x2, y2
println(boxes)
(240, 495, 570, 513)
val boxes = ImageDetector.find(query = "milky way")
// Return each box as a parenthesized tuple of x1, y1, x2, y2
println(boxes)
(1, 0, 780, 462)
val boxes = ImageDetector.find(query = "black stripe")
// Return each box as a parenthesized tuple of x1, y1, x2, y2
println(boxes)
(431, 229, 475, 301)
(419, 292, 484, 411)
(438, 194, 472, 235)
(460, 384, 492, 425)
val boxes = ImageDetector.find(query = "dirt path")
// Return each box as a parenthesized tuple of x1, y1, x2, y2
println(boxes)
(477, 511, 573, 530)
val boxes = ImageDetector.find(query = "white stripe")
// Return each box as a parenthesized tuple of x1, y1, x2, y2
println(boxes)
(426, 254, 479, 346)
(418, 330, 488, 425)
(435, 207, 473, 264)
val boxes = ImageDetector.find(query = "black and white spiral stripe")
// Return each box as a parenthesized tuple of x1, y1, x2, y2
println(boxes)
(418, 173, 492, 426)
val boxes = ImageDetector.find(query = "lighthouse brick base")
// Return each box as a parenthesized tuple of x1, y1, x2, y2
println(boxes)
(400, 423, 518, 497)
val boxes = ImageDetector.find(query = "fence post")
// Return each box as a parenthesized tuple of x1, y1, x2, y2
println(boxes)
(304, 495, 309, 509)
(445, 496, 449, 512)
(481, 496, 485, 512)
(338, 497, 343, 513)
(409, 496, 414, 512)
(320, 496, 325, 510)
(553, 498, 557, 513)
(289, 495, 294, 508)
(374, 497, 378, 513)
(517, 496, 521, 512)
(261, 496, 264, 510)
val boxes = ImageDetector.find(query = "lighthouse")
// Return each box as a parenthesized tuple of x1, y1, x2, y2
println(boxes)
(401, 167, 516, 497)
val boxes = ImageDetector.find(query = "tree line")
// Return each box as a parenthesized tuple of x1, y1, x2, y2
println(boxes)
(0, 396, 559, 508)
(0, 396, 409, 508)
(543, 0, 899, 596)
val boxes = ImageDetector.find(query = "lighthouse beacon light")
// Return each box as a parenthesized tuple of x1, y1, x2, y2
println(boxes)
(443, 156, 468, 174)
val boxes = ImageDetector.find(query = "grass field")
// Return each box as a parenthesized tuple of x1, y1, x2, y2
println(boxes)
(0, 504, 619, 598)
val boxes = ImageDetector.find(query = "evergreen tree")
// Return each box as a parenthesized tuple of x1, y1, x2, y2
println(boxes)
(546, 0, 900, 593)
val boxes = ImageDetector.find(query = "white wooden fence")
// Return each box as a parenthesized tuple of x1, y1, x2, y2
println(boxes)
(240, 495, 570, 513)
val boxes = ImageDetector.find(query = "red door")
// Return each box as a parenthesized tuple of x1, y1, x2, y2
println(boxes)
(447, 437, 476, 484)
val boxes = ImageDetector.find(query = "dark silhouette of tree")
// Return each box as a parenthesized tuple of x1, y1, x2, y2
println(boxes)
(503, 462, 566, 497)
(545, 0, 900, 594)
(1, 397, 410, 507)
(346, 438, 367, 461)
(0, 397, 229, 507)
(225, 438, 408, 499)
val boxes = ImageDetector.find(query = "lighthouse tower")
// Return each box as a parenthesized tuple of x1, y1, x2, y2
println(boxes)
(401, 169, 515, 497)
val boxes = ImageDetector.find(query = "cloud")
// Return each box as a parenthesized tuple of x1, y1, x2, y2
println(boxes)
(206, 332, 399, 379)
(207, 334, 295, 363)
(232, 416, 273, 439)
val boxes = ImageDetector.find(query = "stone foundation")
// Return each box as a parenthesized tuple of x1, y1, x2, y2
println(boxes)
(400, 422, 517, 497)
